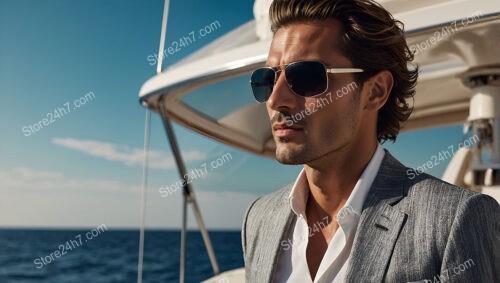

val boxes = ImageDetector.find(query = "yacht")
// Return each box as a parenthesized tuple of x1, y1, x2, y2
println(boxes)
(137, 0, 500, 281)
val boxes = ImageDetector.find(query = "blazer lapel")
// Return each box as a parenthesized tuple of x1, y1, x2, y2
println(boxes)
(255, 188, 296, 283)
(345, 151, 409, 282)
(265, 210, 295, 282)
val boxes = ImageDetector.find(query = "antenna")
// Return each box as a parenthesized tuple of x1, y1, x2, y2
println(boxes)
(137, 1, 220, 282)
(137, 1, 170, 283)
(137, 104, 151, 283)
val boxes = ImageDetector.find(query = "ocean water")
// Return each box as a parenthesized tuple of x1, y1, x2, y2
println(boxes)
(0, 229, 243, 283)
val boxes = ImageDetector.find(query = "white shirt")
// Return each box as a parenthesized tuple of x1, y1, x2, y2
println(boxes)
(274, 145, 385, 283)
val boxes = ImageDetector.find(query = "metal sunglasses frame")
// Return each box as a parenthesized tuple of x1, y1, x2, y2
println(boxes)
(250, 60, 364, 102)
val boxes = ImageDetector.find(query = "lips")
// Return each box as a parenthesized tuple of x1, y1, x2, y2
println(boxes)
(273, 123, 303, 138)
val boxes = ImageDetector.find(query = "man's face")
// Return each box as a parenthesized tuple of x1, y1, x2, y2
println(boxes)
(266, 19, 363, 165)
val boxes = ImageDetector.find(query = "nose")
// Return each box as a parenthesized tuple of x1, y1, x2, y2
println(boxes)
(266, 70, 300, 112)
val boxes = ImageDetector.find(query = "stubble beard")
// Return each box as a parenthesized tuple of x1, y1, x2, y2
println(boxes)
(275, 137, 348, 165)
(275, 138, 310, 165)
(274, 97, 360, 166)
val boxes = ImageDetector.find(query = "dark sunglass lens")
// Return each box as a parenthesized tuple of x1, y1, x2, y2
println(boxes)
(250, 68, 275, 102)
(285, 61, 327, 97)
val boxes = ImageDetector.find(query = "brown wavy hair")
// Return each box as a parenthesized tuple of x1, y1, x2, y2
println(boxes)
(269, 0, 418, 142)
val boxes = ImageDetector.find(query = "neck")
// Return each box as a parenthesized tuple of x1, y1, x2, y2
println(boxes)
(304, 140, 378, 217)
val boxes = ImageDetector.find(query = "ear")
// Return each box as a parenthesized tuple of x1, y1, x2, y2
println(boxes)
(364, 70, 393, 111)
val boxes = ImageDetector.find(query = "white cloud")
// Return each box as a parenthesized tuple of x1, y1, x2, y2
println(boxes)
(0, 167, 137, 194)
(52, 137, 207, 169)
(0, 189, 259, 229)
(11, 167, 64, 180)
(0, 167, 259, 229)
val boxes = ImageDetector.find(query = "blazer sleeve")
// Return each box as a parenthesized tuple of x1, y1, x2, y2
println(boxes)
(439, 193, 499, 282)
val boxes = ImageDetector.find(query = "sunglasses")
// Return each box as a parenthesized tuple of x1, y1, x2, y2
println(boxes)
(250, 60, 363, 102)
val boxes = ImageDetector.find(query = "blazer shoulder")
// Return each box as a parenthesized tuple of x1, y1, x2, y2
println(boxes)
(403, 173, 498, 231)
(407, 173, 478, 204)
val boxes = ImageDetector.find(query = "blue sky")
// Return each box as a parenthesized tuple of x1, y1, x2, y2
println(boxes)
(0, 0, 467, 230)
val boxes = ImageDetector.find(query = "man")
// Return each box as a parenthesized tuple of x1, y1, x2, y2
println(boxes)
(242, 0, 499, 282)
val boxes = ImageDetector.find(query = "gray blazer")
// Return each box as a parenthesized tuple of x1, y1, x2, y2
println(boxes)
(242, 151, 499, 282)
